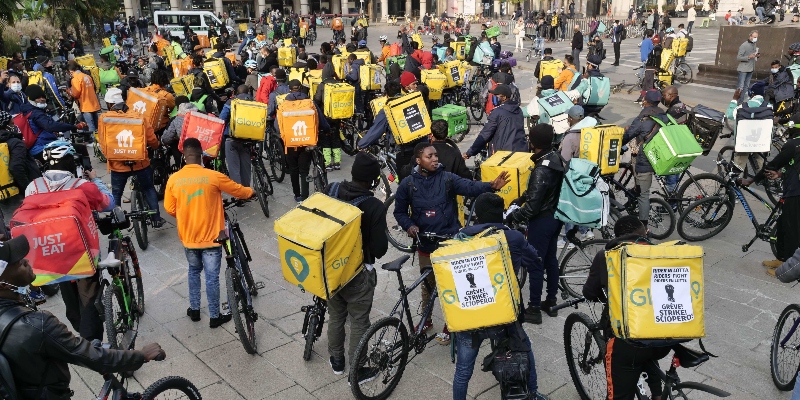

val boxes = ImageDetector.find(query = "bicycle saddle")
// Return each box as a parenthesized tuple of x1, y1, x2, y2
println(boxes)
(214, 230, 229, 244)
(672, 344, 709, 368)
(382, 255, 410, 272)
(98, 252, 121, 270)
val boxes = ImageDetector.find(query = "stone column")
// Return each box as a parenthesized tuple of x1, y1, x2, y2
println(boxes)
(333, 0, 341, 14)
(124, 0, 134, 19)
(458, 0, 465, 15)
(170, 0, 180, 10)
(405, 0, 412, 16)
(421, 0, 427, 15)
(381, 0, 388, 21)
(493, 0, 499, 17)
(214, 0, 224, 15)
(258, 0, 267, 18)
(342, 0, 349, 13)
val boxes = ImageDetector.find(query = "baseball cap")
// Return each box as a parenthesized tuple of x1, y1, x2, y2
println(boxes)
(644, 89, 662, 104)
(0, 235, 30, 276)
(358, 40, 367, 47)
(489, 84, 513, 98)
(288, 79, 303, 88)
(587, 54, 602, 67)
(567, 105, 584, 119)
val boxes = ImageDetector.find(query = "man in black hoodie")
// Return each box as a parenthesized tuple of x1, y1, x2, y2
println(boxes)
(324, 152, 388, 376)
(0, 111, 40, 218)
(430, 120, 471, 179)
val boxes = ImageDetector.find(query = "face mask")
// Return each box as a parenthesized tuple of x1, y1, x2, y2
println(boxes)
(9, 83, 21, 92)
(1, 281, 29, 296)
(751, 38, 757, 43)
(491, 96, 500, 106)
(36, 102, 47, 109)
(771, 68, 779, 74)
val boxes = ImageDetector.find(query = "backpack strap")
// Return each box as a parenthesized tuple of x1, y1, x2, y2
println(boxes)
(0, 306, 32, 346)
(32, 178, 50, 194)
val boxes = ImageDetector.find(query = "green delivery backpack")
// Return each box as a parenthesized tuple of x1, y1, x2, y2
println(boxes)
(555, 157, 610, 229)
(584, 76, 611, 107)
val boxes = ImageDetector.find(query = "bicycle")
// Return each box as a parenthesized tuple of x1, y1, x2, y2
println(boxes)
(670, 55, 693, 84)
(218, 198, 263, 354)
(677, 159, 781, 258)
(246, 140, 273, 218)
(306, 29, 317, 45)
(557, 227, 611, 299)
(557, 297, 730, 400)
(770, 301, 800, 391)
(124, 161, 157, 250)
(308, 146, 328, 194)
(300, 295, 327, 361)
(716, 129, 787, 206)
(340, 114, 364, 156)
(263, 123, 287, 183)
(602, 172, 677, 240)
(150, 142, 177, 201)
(94, 207, 147, 351)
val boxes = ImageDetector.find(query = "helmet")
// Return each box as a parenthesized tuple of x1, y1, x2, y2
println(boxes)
(379, 35, 388, 42)
(246, 29, 254, 36)
(244, 59, 257, 69)
(666, 27, 674, 33)
(43, 140, 76, 163)
(358, 40, 367, 47)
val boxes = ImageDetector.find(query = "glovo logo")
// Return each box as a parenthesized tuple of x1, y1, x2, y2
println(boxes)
(235, 117, 264, 128)
(330, 256, 349, 270)
(0, 149, 10, 167)
(285, 249, 310, 285)
(441, 288, 458, 304)
(580, 131, 594, 160)
(500, 184, 513, 195)
(491, 272, 505, 295)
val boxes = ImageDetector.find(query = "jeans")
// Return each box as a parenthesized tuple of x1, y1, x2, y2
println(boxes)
(83, 111, 99, 133)
(635, 172, 653, 221)
(756, 6, 765, 21)
(184, 247, 223, 318)
(327, 268, 377, 361)
(536, 37, 545, 55)
(110, 166, 162, 220)
(527, 214, 562, 307)
(687, 21, 694, 33)
(664, 174, 680, 193)
(737, 71, 753, 102)
(225, 139, 252, 187)
(453, 324, 538, 400)
(572, 49, 581, 67)
(638, 61, 646, 79)
(792, 369, 800, 400)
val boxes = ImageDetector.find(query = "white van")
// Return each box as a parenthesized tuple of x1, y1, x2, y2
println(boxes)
(153, 11, 238, 41)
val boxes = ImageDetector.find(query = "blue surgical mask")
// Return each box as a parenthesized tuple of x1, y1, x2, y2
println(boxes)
(771, 68, 779, 74)
(35, 102, 47, 109)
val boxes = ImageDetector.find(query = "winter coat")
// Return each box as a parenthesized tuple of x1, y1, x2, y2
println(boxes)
(0, 129, 40, 192)
(622, 105, 670, 174)
(432, 140, 472, 179)
(466, 101, 527, 157)
(18, 102, 76, 156)
(510, 150, 565, 223)
(763, 66, 795, 103)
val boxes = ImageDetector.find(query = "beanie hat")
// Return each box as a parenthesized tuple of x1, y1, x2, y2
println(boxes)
(529, 124, 554, 150)
(474, 192, 505, 224)
(540, 75, 555, 90)
(351, 152, 381, 183)
(25, 84, 46, 101)
(400, 71, 417, 88)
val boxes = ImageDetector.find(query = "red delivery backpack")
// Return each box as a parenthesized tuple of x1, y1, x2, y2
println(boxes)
(12, 112, 36, 149)
(179, 111, 225, 158)
(10, 179, 100, 286)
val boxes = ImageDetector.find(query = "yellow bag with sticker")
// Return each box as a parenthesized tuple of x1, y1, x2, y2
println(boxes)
(203, 59, 229, 89)
(384, 91, 432, 144)
(0, 57, 10, 71)
(420, 69, 446, 100)
(0, 143, 19, 200)
(439, 60, 466, 88)
(412, 33, 424, 50)
(450, 41, 467, 60)
(430, 227, 522, 332)
(323, 83, 355, 119)
(230, 99, 269, 140)
(75, 55, 96, 69)
(578, 124, 624, 175)
(331, 54, 348, 79)
(481, 151, 533, 208)
(278, 47, 297, 67)
(170, 75, 194, 97)
(274, 193, 365, 300)
(605, 241, 705, 340)
(660, 48, 675, 71)
(360, 64, 382, 91)
(370, 96, 388, 117)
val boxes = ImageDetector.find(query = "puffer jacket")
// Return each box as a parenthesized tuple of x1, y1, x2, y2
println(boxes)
(510, 150, 565, 223)
(622, 105, 669, 174)
(763, 66, 795, 103)
(0, 299, 145, 399)
(466, 101, 527, 157)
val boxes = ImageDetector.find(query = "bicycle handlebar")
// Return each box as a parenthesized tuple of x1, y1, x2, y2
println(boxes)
(223, 197, 254, 209)
(550, 297, 587, 312)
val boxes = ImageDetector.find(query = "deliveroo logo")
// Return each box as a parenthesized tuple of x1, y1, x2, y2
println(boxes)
(285, 249, 309, 288)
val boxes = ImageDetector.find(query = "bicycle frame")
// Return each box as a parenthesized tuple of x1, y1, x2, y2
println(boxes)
(388, 268, 439, 352)
(727, 182, 782, 252)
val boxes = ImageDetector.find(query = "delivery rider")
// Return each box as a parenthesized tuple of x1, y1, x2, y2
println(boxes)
(219, 85, 254, 187)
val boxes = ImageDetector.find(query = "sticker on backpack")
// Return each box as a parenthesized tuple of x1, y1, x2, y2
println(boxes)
(449, 254, 496, 309)
(116, 130, 135, 148)
(292, 120, 309, 138)
(132, 101, 147, 114)
(651, 266, 696, 324)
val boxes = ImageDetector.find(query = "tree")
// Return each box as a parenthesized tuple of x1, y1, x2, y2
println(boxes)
(0, 0, 20, 55)
(50, 0, 118, 45)
(15, 0, 49, 20)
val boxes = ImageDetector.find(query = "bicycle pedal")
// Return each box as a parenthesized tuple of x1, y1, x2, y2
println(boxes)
(255, 281, 266, 290)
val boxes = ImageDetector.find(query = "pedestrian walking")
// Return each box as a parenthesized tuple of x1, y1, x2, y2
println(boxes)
(514, 18, 525, 51)
(571, 25, 583, 67)
(687, 5, 697, 33)
(737, 30, 759, 102)
(611, 20, 623, 66)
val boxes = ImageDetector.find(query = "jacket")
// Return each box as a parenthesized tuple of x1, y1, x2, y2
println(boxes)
(0, 129, 40, 192)
(466, 101, 527, 157)
(460, 223, 541, 276)
(69, 71, 101, 113)
(256, 74, 276, 104)
(0, 299, 145, 399)
(737, 39, 758, 73)
(25, 170, 114, 212)
(220, 93, 252, 137)
(31, 65, 67, 107)
(775, 247, 800, 283)
(432, 140, 472, 179)
(640, 38, 653, 62)
(665, 97, 688, 121)
(622, 105, 669, 174)
(0, 83, 28, 115)
(560, 117, 599, 162)
(325, 181, 388, 264)
(510, 150, 565, 223)
(164, 164, 254, 248)
(420, 51, 433, 69)
(555, 64, 578, 91)
(755, 136, 800, 198)
(245, 72, 260, 94)
(345, 59, 365, 84)
(313, 63, 337, 109)
(267, 83, 290, 118)
(19, 102, 76, 156)
(393, 164, 493, 253)
(763, 66, 795, 103)
(162, 103, 198, 145)
(611, 24, 624, 43)
(572, 31, 583, 51)
(258, 54, 279, 74)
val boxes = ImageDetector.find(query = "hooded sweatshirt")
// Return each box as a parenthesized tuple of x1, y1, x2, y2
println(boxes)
(323, 180, 388, 264)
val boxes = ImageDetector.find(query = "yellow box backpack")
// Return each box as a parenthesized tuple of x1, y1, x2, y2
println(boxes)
(278, 47, 297, 67)
(370, 96, 388, 117)
(331, 54, 348, 79)
(230, 99, 269, 141)
(660, 48, 675, 71)
(75, 55, 97, 69)
(0, 143, 18, 200)
(289, 67, 307, 83)
(170, 75, 194, 97)
(420, 69, 447, 101)
(606, 241, 705, 340)
(305, 69, 322, 93)
(672, 38, 689, 57)
(203, 59, 229, 90)
(440, 60, 465, 88)
(481, 151, 533, 208)
(450, 42, 467, 60)
(360, 64, 382, 91)
(278, 99, 319, 148)
(412, 33, 424, 50)
(102, 38, 111, 48)
(538, 59, 564, 80)
(352, 50, 372, 64)
(274, 193, 365, 300)
(82, 66, 101, 94)
(431, 227, 522, 332)
(384, 91, 432, 144)
(323, 83, 355, 119)
(578, 124, 624, 175)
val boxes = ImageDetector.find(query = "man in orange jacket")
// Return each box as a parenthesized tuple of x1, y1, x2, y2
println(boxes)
(164, 138, 254, 328)
(66, 61, 101, 133)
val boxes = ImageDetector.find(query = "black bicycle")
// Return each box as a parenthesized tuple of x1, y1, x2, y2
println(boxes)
(247, 141, 273, 218)
(150, 142, 178, 201)
(308, 146, 328, 194)
(263, 123, 287, 183)
(301, 295, 327, 361)
(124, 161, 157, 250)
(770, 302, 800, 391)
(602, 172, 676, 240)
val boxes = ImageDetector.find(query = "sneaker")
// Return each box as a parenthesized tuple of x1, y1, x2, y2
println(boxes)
(295, 196, 304, 203)
(415, 319, 433, 333)
(532, 391, 550, 400)
(540, 298, 559, 318)
(524, 306, 542, 324)
(326, 164, 333, 171)
(579, 231, 595, 241)
(767, 268, 778, 277)
(152, 218, 165, 228)
(763, 259, 783, 269)
(329, 356, 345, 375)
(186, 308, 200, 322)
(334, 163, 341, 170)
(351, 367, 379, 385)
(634, 96, 643, 104)
(29, 289, 46, 303)
(435, 332, 451, 345)
(209, 313, 232, 328)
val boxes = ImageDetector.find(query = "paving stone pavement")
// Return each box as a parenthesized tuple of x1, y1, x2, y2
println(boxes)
(40, 21, 800, 399)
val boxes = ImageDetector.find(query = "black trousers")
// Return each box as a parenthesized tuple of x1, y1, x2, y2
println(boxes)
(60, 273, 103, 341)
(613, 42, 621, 64)
(777, 195, 800, 261)
(605, 337, 671, 399)
(286, 147, 311, 198)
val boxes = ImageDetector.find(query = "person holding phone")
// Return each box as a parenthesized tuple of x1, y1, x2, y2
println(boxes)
(736, 30, 759, 102)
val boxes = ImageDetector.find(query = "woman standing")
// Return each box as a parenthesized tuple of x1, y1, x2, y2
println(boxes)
(514, 18, 526, 51)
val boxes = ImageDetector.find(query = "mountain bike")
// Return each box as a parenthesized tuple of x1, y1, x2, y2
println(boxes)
(301, 295, 327, 361)
(124, 162, 157, 250)
(602, 173, 676, 240)
(94, 207, 147, 351)
(263, 123, 286, 183)
(308, 146, 328, 194)
(466, 65, 492, 121)
(218, 198, 263, 354)
(247, 140, 273, 218)
(150, 143, 177, 201)
(716, 127, 787, 206)
(670, 56, 693, 84)
(677, 159, 781, 258)
(340, 114, 363, 156)
(556, 297, 731, 400)
(770, 302, 800, 391)
(306, 29, 317, 45)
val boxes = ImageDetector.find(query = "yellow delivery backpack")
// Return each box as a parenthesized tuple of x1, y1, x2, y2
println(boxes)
(450, 41, 467, 60)
(306, 70, 323, 97)
(288, 67, 307, 83)
(0, 143, 18, 200)
(672, 38, 689, 57)
(278, 99, 319, 149)
(323, 83, 355, 119)
(370, 96, 388, 117)
(660, 48, 675, 71)
(83, 66, 101, 94)
(578, 124, 624, 175)
(440, 60, 466, 88)
(421, 69, 447, 100)
(430, 227, 522, 332)
(360, 64, 382, 91)
(203, 59, 229, 89)
(605, 241, 705, 340)
(170, 75, 194, 97)
(331, 54, 348, 79)
(278, 47, 297, 67)
(481, 151, 533, 208)
(75, 54, 97, 69)
(384, 91, 432, 144)
(274, 193, 365, 300)
(230, 99, 269, 141)
(352, 50, 372, 64)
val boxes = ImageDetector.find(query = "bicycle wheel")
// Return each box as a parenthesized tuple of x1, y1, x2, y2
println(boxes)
(131, 190, 149, 250)
(225, 267, 257, 354)
(151, 160, 168, 201)
(677, 196, 734, 241)
(676, 172, 730, 212)
(771, 224, 780, 260)
(126, 245, 145, 315)
(564, 312, 607, 400)
(340, 124, 360, 156)
(251, 166, 270, 218)
(141, 376, 202, 400)
(645, 197, 675, 240)
(93, 137, 107, 163)
(559, 240, 610, 299)
(268, 136, 286, 183)
(349, 316, 409, 400)
(312, 153, 328, 193)
(232, 226, 257, 296)
(303, 313, 319, 361)
(674, 62, 693, 84)
(103, 284, 138, 350)
(468, 91, 484, 121)
(771, 304, 800, 391)
(384, 195, 414, 253)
